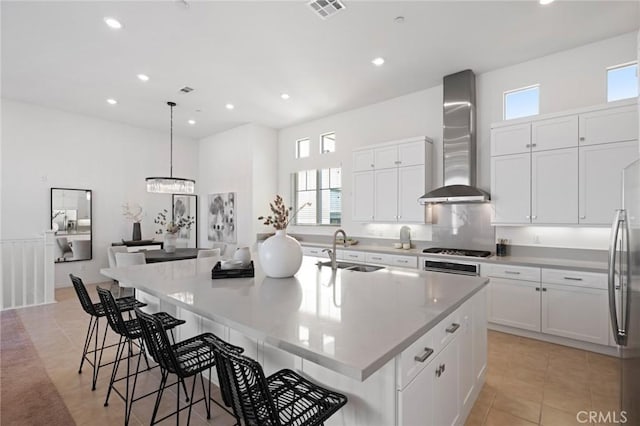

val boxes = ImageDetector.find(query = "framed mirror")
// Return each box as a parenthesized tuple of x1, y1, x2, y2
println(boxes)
(51, 188, 92, 262)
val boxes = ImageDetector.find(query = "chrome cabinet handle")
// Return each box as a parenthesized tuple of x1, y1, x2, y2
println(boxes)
(536, 288, 540, 292)
(435, 363, 445, 377)
(580, 216, 586, 219)
(531, 143, 537, 148)
(398, 259, 408, 263)
(564, 277, 583, 281)
(542, 288, 547, 292)
(504, 271, 521, 275)
(414, 347, 434, 363)
(525, 144, 531, 148)
(580, 137, 585, 141)
(526, 215, 531, 219)
(371, 164, 375, 168)
(532, 215, 537, 219)
(446, 323, 460, 334)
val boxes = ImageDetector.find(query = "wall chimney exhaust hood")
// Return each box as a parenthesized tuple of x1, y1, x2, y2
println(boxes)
(419, 69, 490, 204)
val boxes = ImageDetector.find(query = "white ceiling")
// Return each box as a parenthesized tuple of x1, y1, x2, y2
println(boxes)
(2, 1, 638, 140)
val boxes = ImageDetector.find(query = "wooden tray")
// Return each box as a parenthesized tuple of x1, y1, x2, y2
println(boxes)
(212, 261, 255, 279)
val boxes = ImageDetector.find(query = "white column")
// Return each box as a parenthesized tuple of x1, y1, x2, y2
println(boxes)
(43, 230, 56, 304)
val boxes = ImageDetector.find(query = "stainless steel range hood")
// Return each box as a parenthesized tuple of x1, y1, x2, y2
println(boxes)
(419, 70, 490, 204)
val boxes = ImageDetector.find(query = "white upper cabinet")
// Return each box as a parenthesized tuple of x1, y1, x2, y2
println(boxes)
(579, 105, 639, 146)
(398, 140, 426, 167)
(531, 148, 578, 224)
(398, 165, 426, 222)
(374, 168, 399, 222)
(531, 115, 578, 151)
(491, 123, 531, 156)
(353, 150, 375, 172)
(352, 137, 432, 223)
(491, 153, 531, 224)
(374, 145, 399, 169)
(579, 141, 640, 224)
(491, 101, 638, 225)
(352, 171, 375, 222)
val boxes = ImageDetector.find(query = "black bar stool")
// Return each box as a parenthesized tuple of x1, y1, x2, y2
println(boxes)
(135, 307, 243, 425)
(97, 287, 185, 425)
(69, 274, 147, 390)
(209, 337, 348, 426)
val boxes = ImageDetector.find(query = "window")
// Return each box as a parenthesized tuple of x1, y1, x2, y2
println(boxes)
(504, 85, 540, 120)
(607, 62, 638, 102)
(293, 168, 342, 225)
(320, 132, 335, 153)
(296, 138, 310, 159)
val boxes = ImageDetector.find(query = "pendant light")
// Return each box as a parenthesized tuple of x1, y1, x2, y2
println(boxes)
(146, 101, 195, 194)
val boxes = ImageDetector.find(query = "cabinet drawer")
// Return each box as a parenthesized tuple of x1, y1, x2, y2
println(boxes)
(389, 255, 418, 269)
(432, 309, 462, 355)
(337, 250, 365, 262)
(485, 264, 540, 282)
(302, 246, 329, 258)
(365, 252, 391, 265)
(541, 268, 606, 290)
(396, 327, 436, 389)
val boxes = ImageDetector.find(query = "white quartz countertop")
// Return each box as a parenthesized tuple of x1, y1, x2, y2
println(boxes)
(101, 256, 488, 381)
(301, 242, 608, 273)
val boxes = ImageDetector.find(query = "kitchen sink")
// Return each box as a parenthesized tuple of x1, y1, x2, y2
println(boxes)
(317, 261, 385, 272)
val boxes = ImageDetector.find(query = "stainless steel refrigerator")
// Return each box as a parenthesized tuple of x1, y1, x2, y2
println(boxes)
(609, 159, 640, 425)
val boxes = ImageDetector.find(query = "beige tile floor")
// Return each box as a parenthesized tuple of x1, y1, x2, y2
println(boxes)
(465, 330, 621, 426)
(11, 284, 621, 425)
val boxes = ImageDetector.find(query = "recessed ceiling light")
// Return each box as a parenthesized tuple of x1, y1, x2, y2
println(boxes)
(104, 17, 122, 29)
(106, 98, 117, 105)
(188, 119, 196, 125)
(539, 0, 554, 4)
(137, 74, 149, 82)
(281, 93, 290, 100)
(225, 103, 235, 110)
(372, 57, 385, 66)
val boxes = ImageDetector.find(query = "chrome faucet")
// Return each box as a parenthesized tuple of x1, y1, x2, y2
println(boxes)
(323, 229, 347, 270)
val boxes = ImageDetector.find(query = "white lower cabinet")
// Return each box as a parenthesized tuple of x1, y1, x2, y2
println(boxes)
(488, 277, 541, 332)
(397, 291, 486, 426)
(541, 284, 609, 345)
(487, 265, 613, 348)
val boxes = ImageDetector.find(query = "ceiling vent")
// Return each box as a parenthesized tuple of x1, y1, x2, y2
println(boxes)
(308, 0, 346, 20)
(179, 86, 194, 94)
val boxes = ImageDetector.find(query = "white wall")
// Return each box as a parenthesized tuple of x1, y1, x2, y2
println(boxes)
(198, 123, 277, 252)
(1, 99, 198, 286)
(278, 31, 638, 249)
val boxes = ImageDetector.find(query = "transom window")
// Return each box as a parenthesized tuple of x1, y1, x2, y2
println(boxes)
(320, 132, 336, 154)
(607, 62, 638, 102)
(293, 168, 341, 225)
(296, 138, 310, 159)
(504, 85, 540, 120)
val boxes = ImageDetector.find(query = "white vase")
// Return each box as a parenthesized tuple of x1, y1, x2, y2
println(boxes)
(259, 229, 303, 278)
(164, 233, 178, 253)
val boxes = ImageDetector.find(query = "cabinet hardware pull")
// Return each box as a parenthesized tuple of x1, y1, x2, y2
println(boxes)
(446, 323, 460, 333)
(526, 215, 531, 219)
(563, 277, 583, 281)
(532, 215, 537, 219)
(580, 216, 586, 219)
(435, 368, 441, 378)
(414, 347, 434, 363)
(531, 143, 537, 147)
(395, 161, 401, 165)
(615, 285, 621, 290)
(580, 137, 585, 141)
(371, 164, 375, 168)
(504, 271, 521, 275)
(398, 260, 408, 263)
(441, 363, 445, 373)
(526, 144, 531, 148)
(536, 288, 541, 291)
(542, 288, 547, 292)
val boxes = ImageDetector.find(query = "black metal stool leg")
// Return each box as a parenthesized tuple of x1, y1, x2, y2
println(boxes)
(104, 336, 124, 407)
(186, 374, 198, 426)
(200, 370, 211, 419)
(176, 375, 181, 426)
(78, 315, 96, 373)
(92, 320, 110, 390)
(125, 342, 144, 424)
(151, 370, 168, 426)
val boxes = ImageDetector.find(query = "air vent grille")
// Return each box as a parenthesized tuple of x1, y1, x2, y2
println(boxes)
(179, 86, 194, 94)
(308, 0, 345, 20)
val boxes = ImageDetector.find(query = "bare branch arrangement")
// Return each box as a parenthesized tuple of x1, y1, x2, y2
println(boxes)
(258, 195, 311, 230)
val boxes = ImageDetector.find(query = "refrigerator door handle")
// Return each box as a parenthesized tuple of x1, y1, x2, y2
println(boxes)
(620, 210, 631, 346)
(608, 209, 624, 346)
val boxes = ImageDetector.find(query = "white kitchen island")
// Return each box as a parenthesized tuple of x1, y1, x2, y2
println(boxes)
(101, 256, 488, 426)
